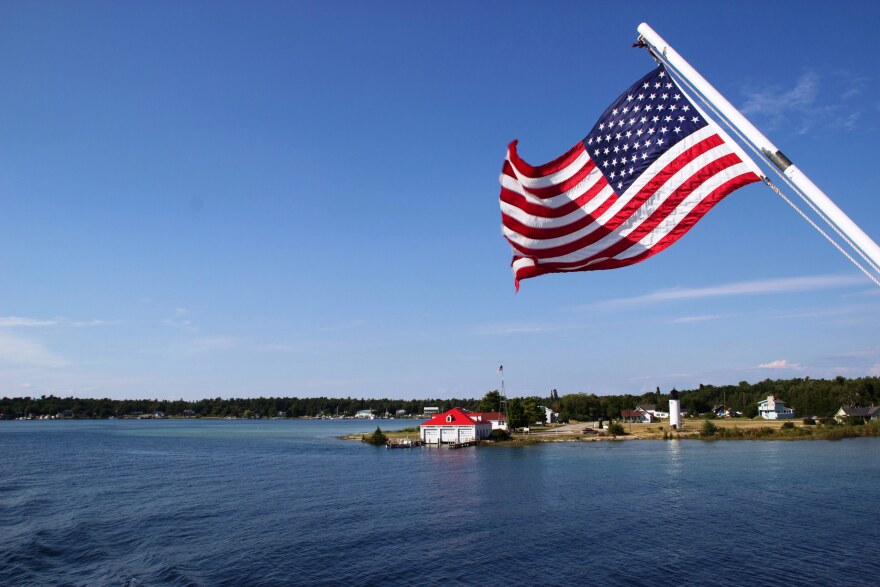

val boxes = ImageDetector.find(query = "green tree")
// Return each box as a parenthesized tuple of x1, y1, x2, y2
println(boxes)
(522, 397, 544, 425)
(479, 390, 502, 413)
(507, 398, 525, 429)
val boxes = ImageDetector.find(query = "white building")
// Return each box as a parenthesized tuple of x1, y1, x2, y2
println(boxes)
(354, 409, 375, 419)
(470, 411, 508, 431)
(419, 408, 492, 444)
(835, 406, 880, 423)
(758, 395, 795, 420)
(539, 406, 559, 424)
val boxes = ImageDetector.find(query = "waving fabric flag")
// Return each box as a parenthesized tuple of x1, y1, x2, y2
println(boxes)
(499, 66, 763, 290)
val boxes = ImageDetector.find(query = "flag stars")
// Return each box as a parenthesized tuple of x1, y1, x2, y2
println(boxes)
(674, 126, 682, 134)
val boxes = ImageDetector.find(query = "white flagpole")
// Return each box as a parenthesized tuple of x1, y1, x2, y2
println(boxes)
(637, 22, 880, 273)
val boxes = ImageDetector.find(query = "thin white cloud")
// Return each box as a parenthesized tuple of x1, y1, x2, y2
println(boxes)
(0, 316, 59, 327)
(758, 359, 802, 370)
(740, 70, 872, 134)
(670, 314, 721, 324)
(0, 332, 72, 368)
(0, 316, 117, 328)
(164, 308, 194, 329)
(741, 71, 819, 119)
(591, 274, 863, 310)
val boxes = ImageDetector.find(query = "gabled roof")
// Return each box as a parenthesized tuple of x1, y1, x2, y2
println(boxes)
(621, 409, 647, 417)
(420, 407, 480, 427)
(839, 406, 880, 417)
(637, 404, 657, 411)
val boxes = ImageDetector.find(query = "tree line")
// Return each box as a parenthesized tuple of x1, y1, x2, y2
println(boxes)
(2, 376, 877, 422)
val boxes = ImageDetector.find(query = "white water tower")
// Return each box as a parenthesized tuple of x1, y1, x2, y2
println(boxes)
(669, 388, 681, 429)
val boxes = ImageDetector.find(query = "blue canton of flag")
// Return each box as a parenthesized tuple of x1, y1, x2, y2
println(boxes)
(584, 68, 708, 195)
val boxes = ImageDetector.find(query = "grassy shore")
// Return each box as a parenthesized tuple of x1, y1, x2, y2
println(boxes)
(347, 419, 880, 444)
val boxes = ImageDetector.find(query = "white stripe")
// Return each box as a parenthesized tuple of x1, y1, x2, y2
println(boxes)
(512, 257, 535, 274)
(503, 130, 731, 256)
(500, 166, 605, 211)
(500, 183, 614, 231)
(506, 146, 591, 189)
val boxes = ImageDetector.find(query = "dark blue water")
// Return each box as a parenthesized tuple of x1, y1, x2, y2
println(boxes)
(1, 420, 878, 586)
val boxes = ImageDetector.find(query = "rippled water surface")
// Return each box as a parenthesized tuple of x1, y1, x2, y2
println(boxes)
(1, 419, 879, 586)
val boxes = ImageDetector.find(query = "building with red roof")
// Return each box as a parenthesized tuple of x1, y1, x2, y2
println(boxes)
(419, 408, 492, 444)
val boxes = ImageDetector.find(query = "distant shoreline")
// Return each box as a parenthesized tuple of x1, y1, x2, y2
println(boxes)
(345, 419, 880, 444)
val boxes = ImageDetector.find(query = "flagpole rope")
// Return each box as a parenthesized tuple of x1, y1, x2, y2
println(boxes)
(648, 47, 880, 288)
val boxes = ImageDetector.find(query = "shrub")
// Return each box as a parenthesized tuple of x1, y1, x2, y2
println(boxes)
(607, 422, 626, 436)
(700, 419, 718, 437)
(802, 417, 816, 425)
(363, 426, 387, 446)
(487, 429, 511, 441)
(781, 422, 795, 429)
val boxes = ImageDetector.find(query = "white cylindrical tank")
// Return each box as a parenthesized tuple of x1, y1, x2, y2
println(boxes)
(669, 388, 681, 429)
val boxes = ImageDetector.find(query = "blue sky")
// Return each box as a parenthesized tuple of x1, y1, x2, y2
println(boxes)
(1, 1, 879, 401)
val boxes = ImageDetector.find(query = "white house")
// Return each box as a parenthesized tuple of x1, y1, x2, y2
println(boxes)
(420, 408, 492, 444)
(354, 409, 375, 419)
(469, 411, 508, 431)
(835, 406, 880, 423)
(539, 406, 559, 424)
(621, 408, 656, 423)
(758, 395, 795, 420)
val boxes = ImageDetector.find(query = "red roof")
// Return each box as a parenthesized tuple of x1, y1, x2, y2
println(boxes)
(420, 407, 482, 427)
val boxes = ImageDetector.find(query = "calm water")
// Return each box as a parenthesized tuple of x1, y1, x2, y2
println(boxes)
(1, 419, 878, 586)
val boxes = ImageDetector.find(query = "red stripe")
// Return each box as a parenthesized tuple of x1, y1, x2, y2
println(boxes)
(506, 140, 586, 178)
(517, 159, 597, 199)
(501, 189, 618, 239)
(506, 134, 729, 259)
(499, 172, 611, 219)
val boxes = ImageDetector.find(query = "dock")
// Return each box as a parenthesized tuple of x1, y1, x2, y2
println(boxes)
(386, 439, 422, 449)
(448, 440, 478, 449)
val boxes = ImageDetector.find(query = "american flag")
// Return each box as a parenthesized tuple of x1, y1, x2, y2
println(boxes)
(500, 66, 763, 290)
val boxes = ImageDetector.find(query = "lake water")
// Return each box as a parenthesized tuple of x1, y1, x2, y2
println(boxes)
(1, 419, 878, 586)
